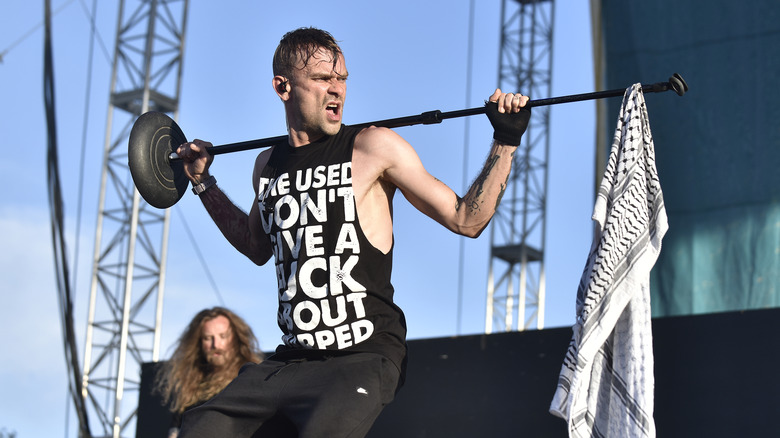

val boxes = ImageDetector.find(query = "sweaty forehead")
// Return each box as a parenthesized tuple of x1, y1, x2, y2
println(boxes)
(297, 48, 347, 77)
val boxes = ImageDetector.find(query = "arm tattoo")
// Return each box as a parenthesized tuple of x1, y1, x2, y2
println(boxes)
(492, 147, 516, 210)
(494, 182, 508, 211)
(457, 152, 502, 215)
(201, 187, 254, 253)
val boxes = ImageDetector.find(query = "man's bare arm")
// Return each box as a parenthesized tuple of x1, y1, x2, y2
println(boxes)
(452, 141, 517, 237)
(197, 186, 272, 266)
(177, 140, 272, 266)
(367, 89, 529, 238)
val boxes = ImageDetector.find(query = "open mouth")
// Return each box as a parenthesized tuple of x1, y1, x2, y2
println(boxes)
(326, 102, 340, 118)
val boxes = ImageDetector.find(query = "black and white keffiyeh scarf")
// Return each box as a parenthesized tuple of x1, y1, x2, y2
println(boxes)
(550, 83, 668, 438)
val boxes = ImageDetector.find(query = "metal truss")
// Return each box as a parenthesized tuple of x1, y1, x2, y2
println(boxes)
(80, 0, 188, 436)
(486, 0, 554, 333)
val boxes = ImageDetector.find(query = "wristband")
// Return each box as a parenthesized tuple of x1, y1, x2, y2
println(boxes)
(192, 175, 217, 195)
(484, 100, 531, 146)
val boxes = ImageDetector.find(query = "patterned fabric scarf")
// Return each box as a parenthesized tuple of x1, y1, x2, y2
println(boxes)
(549, 83, 668, 438)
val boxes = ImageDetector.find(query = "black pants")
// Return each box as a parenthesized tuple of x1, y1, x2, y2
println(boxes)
(178, 352, 401, 438)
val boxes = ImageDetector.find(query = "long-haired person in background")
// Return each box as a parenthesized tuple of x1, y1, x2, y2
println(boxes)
(155, 307, 264, 438)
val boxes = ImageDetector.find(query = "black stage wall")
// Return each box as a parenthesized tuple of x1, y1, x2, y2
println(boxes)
(137, 308, 779, 437)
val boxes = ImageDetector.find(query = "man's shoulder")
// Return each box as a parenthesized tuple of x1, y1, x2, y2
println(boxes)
(252, 147, 275, 182)
(353, 124, 392, 139)
(351, 126, 419, 187)
(353, 125, 407, 155)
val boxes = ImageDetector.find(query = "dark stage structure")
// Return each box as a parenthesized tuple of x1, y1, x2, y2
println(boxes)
(137, 308, 778, 437)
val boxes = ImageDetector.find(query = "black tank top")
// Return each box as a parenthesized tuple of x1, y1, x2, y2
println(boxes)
(257, 125, 407, 372)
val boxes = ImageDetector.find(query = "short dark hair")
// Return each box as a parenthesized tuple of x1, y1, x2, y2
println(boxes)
(272, 27, 342, 79)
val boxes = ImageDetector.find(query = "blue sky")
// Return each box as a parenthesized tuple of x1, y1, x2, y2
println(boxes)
(0, 1, 596, 436)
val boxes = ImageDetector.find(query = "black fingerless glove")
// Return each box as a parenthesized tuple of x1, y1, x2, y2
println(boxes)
(485, 100, 531, 146)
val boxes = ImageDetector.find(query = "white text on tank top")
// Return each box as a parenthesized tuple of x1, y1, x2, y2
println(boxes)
(257, 160, 375, 350)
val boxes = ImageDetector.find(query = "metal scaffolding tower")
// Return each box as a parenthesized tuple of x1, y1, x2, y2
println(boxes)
(80, 1, 189, 436)
(485, 0, 554, 333)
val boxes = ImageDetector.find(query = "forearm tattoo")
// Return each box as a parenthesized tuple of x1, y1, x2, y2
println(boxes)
(457, 151, 508, 216)
(201, 187, 254, 252)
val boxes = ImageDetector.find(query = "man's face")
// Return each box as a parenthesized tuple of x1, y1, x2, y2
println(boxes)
(286, 48, 348, 141)
(200, 315, 234, 369)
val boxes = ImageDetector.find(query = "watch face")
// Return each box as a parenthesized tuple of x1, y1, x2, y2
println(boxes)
(192, 176, 216, 195)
